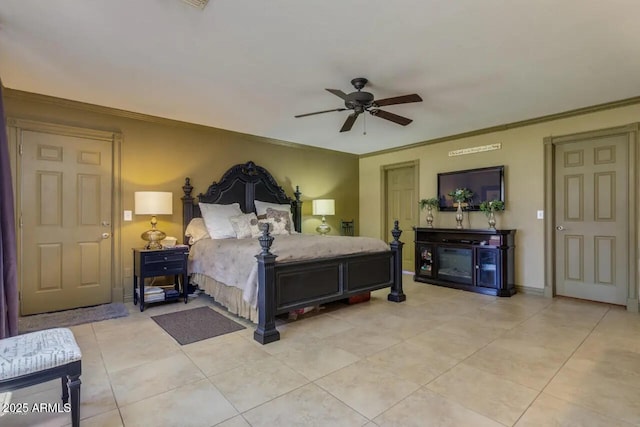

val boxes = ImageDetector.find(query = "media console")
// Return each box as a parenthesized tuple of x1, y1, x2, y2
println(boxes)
(414, 228, 516, 297)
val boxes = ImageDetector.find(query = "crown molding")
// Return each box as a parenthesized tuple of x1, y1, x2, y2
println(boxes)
(3, 88, 356, 157)
(360, 95, 640, 158)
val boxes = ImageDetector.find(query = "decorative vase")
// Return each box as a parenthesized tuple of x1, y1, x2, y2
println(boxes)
(426, 206, 434, 228)
(488, 211, 496, 229)
(455, 202, 463, 229)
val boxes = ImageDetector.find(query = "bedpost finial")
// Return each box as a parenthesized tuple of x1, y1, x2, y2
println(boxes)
(294, 185, 302, 201)
(183, 177, 193, 198)
(258, 223, 274, 254)
(391, 220, 402, 241)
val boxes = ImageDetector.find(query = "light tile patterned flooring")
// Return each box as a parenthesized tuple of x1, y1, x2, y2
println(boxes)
(6, 275, 640, 426)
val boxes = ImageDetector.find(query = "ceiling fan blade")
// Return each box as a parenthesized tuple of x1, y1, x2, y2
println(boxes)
(340, 113, 359, 132)
(326, 88, 349, 100)
(373, 94, 423, 107)
(370, 109, 412, 126)
(295, 108, 347, 118)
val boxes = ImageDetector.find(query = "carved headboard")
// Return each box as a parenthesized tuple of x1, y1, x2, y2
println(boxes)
(181, 161, 303, 243)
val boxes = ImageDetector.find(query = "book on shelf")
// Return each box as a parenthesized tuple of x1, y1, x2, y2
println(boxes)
(164, 289, 180, 299)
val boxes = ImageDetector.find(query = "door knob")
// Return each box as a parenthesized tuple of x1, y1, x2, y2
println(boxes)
(101, 232, 111, 239)
(556, 225, 565, 231)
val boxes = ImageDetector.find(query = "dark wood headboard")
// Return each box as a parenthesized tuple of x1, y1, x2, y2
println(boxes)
(181, 161, 303, 243)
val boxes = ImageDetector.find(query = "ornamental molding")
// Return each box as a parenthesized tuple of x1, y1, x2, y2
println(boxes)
(448, 143, 501, 157)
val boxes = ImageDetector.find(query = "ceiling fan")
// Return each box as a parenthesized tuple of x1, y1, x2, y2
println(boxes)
(294, 78, 423, 132)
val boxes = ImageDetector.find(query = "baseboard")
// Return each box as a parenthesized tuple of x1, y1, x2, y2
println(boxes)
(514, 284, 545, 297)
(627, 298, 639, 312)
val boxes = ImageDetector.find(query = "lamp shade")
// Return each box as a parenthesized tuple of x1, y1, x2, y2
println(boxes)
(312, 199, 335, 216)
(134, 192, 173, 215)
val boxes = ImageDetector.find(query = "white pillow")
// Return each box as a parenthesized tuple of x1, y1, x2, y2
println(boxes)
(185, 218, 211, 244)
(199, 202, 243, 239)
(229, 212, 261, 239)
(254, 200, 297, 233)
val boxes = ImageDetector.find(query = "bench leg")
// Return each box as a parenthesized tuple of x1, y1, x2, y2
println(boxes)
(67, 374, 81, 427)
(61, 375, 69, 403)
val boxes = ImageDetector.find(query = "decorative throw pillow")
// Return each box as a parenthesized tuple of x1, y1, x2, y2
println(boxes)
(266, 207, 292, 234)
(185, 218, 211, 244)
(254, 200, 291, 216)
(229, 212, 261, 239)
(248, 215, 262, 237)
(258, 217, 288, 235)
(254, 200, 297, 233)
(198, 202, 243, 239)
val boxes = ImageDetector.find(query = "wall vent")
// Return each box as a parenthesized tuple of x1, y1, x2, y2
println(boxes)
(181, 0, 209, 9)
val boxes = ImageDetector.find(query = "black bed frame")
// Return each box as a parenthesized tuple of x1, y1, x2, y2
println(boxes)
(182, 161, 406, 344)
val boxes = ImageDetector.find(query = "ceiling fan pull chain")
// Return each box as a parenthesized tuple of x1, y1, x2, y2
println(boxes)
(363, 113, 367, 135)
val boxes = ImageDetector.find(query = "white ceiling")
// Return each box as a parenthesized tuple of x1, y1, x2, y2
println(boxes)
(2, 1, 640, 155)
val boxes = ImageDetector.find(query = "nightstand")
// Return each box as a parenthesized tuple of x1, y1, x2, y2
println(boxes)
(133, 246, 189, 312)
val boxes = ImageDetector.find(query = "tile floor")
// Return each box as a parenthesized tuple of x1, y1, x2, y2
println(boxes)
(5, 275, 640, 426)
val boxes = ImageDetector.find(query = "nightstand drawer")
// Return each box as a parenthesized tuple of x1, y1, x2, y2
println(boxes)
(143, 252, 186, 265)
(145, 261, 185, 276)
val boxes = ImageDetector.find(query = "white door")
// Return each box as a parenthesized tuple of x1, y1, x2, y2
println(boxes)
(385, 163, 417, 272)
(19, 128, 113, 314)
(554, 133, 628, 305)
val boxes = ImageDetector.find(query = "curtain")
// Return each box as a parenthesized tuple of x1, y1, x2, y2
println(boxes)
(0, 80, 18, 338)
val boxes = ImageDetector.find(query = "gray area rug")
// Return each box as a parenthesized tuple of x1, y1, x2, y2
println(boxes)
(18, 302, 129, 334)
(151, 306, 246, 345)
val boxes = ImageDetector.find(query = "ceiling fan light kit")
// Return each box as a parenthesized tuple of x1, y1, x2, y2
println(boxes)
(295, 77, 423, 132)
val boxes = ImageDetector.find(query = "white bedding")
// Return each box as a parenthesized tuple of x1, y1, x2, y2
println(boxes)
(188, 234, 390, 307)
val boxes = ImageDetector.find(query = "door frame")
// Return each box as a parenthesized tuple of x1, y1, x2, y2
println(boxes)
(380, 160, 419, 271)
(543, 123, 638, 312)
(6, 118, 124, 307)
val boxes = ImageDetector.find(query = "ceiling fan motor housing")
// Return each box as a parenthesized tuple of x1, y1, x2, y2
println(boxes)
(345, 91, 374, 110)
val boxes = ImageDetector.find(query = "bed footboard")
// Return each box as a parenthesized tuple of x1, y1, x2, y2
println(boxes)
(254, 221, 406, 344)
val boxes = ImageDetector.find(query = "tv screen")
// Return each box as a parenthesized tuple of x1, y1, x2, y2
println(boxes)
(437, 166, 504, 211)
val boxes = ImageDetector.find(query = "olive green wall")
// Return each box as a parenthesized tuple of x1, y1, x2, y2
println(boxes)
(360, 103, 640, 293)
(4, 90, 359, 302)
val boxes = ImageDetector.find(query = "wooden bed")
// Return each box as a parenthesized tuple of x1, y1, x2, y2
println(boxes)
(182, 161, 406, 344)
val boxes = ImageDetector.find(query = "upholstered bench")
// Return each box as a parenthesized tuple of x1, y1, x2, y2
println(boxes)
(0, 328, 82, 427)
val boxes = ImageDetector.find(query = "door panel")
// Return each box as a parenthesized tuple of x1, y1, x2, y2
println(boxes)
(20, 130, 113, 314)
(554, 134, 628, 304)
(385, 165, 416, 271)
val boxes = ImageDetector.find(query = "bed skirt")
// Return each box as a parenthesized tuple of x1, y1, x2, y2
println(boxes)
(190, 273, 258, 323)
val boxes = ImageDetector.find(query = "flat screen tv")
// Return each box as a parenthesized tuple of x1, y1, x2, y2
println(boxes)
(437, 165, 504, 211)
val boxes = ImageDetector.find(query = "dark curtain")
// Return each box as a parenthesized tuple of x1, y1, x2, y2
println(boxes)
(0, 80, 18, 338)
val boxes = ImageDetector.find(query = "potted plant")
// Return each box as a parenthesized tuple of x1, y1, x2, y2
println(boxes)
(419, 198, 439, 228)
(448, 188, 474, 206)
(448, 188, 473, 229)
(479, 199, 505, 229)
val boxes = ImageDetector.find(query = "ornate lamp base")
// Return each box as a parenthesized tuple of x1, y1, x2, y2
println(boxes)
(141, 216, 166, 249)
(316, 216, 331, 236)
(141, 229, 166, 249)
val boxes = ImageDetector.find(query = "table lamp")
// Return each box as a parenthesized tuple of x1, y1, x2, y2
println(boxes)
(312, 199, 335, 236)
(135, 191, 173, 249)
